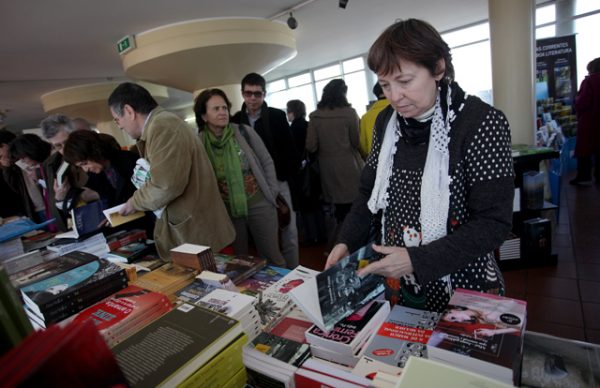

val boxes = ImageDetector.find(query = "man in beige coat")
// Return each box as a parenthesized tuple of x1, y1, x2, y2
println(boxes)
(109, 82, 235, 258)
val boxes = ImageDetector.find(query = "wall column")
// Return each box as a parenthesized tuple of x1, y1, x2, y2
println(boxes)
(489, 0, 536, 145)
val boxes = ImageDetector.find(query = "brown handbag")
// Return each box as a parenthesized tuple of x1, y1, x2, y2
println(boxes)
(275, 194, 291, 229)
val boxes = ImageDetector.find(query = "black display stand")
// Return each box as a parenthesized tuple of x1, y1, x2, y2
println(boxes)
(498, 146, 560, 270)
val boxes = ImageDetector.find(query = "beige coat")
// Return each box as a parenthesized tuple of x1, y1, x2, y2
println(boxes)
(132, 108, 235, 258)
(306, 106, 364, 204)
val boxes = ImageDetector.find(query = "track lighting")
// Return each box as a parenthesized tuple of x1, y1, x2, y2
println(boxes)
(287, 12, 298, 30)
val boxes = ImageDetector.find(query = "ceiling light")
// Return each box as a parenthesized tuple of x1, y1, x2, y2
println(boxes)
(339, 0, 348, 9)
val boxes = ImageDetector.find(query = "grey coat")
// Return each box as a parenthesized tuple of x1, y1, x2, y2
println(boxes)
(306, 106, 364, 204)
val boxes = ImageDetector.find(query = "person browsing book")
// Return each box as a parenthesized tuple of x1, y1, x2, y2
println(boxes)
(325, 19, 514, 312)
(108, 82, 235, 259)
(194, 88, 286, 268)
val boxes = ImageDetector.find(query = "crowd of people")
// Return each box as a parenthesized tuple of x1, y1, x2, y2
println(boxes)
(1, 18, 522, 312)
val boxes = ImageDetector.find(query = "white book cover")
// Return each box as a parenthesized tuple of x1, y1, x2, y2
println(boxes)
(198, 288, 256, 318)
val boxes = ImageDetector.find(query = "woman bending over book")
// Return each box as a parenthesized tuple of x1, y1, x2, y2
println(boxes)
(325, 19, 514, 312)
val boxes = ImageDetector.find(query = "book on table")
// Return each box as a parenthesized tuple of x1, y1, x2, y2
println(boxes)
(306, 299, 390, 367)
(19, 253, 128, 326)
(46, 232, 108, 258)
(132, 262, 197, 301)
(295, 357, 371, 388)
(426, 288, 527, 386)
(268, 306, 314, 344)
(111, 303, 243, 387)
(105, 229, 147, 251)
(170, 243, 216, 271)
(213, 253, 267, 285)
(396, 356, 512, 388)
(255, 265, 319, 330)
(289, 244, 385, 332)
(69, 284, 172, 347)
(352, 304, 440, 380)
(236, 264, 290, 297)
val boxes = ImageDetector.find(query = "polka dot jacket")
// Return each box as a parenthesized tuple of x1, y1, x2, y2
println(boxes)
(338, 82, 515, 312)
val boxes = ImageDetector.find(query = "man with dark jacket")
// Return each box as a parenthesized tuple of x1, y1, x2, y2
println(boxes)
(231, 73, 301, 269)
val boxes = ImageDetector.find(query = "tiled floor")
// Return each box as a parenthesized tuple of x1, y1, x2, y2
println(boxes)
(298, 171, 600, 345)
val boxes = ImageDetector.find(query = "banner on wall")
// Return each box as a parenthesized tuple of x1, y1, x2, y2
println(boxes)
(535, 35, 577, 105)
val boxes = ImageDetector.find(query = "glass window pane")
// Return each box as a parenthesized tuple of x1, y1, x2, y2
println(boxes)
(575, 0, 600, 15)
(315, 78, 334, 101)
(452, 40, 493, 104)
(288, 73, 311, 88)
(536, 4, 555, 25)
(287, 84, 316, 116)
(314, 64, 341, 81)
(344, 71, 369, 116)
(442, 23, 489, 48)
(536, 25, 555, 39)
(343, 57, 364, 74)
(575, 12, 600, 86)
(267, 79, 286, 93)
(266, 90, 289, 111)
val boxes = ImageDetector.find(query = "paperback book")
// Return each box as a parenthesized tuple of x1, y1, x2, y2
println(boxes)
(289, 244, 385, 332)
(105, 229, 147, 251)
(112, 303, 242, 387)
(256, 265, 318, 329)
(213, 254, 268, 285)
(55, 200, 106, 239)
(427, 288, 527, 385)
(352, 304, 440, 380)
(306, 300, 390, 367)
(236, 265, 290, 297)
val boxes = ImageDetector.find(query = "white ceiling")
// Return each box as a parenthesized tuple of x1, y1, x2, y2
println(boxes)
(0, 0, 491, 131)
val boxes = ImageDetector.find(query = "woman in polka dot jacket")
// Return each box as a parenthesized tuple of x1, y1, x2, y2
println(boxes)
(325, 19, 514, 313)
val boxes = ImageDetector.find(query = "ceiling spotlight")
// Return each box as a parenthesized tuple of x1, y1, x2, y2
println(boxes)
(287, 12, 298, 30)
(339, 0, 348, 9)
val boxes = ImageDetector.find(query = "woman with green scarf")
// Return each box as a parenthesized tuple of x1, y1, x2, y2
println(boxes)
(194, 88, 286, 267)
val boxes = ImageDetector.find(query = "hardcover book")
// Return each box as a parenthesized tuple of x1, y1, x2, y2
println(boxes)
(289, 244, 385, 332)
(55, 200, 106, 239)
(112, 303, 242, 387)
(213, 253, 268, 285)
(427, 288, 527, 385)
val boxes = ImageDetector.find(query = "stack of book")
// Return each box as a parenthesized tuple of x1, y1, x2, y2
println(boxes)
(243, 331, 312, 388)
(427, 288, 527, 386)
(69, 285, 172, 347)
(105, 229, 147, 251)
(213, 253, 267, 285)
(295, 357, 371, 388)
(17, 252, 128, 329)
(112, 303, 244, 387)
(352, 304, 441, 380)
(2, 249, 58, 277)
(236, 264, 290, 297)
(498, 232, 520, 261)
(47, 232, 109, 258)
(197, 288, 262, 340)
(306, 300, 390, 367)
(256, 265, 319, 331)
(268, 306, 314, 344)
(109, 240, 156, 264)
(132, 262, 197, 301)
(170, 243, 216, 271)
(176, 279, 218, 304)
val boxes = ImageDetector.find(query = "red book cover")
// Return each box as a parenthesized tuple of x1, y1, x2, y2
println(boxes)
(72, 285, 172, 340)
(106, 229, 147, 251)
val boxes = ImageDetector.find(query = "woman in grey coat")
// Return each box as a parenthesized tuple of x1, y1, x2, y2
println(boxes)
(194, 88, 285, 268)
(306, 79, 364, 227)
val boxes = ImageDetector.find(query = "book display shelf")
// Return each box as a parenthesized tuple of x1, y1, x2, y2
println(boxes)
(499, 146, 560, 271)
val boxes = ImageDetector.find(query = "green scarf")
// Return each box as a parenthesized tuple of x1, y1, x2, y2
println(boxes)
(202, 124, 247, 218)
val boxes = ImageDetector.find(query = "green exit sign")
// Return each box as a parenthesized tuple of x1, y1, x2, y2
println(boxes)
(117, 35, 136, 55)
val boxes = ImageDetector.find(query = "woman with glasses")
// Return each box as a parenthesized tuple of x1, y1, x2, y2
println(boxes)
(194, 88, 286, 268)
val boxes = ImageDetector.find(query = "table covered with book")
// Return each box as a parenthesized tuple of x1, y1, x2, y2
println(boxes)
(1, 219, 598, 387)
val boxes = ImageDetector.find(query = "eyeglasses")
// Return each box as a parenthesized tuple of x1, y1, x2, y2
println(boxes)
(242, 91, 264, 98)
